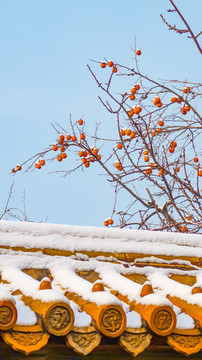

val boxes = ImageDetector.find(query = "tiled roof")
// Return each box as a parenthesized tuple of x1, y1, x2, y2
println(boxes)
(0, 221, 202, 357)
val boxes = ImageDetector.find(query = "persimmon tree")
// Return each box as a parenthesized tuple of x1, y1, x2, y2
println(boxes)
(12, 1, 202, 233)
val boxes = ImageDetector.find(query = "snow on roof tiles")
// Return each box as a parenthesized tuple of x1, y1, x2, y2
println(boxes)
(0, 220, 202, 258)
(0, 220, 202, 356)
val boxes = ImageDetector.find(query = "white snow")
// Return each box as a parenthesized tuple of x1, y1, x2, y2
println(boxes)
(0, 285, 16, 303)
(51, 266, 122, 307)
(126, 310, 142, 328)
(68, 301, 92, 327)
(98, 267, 142, 301)
(148, 271, 202, 307)
(176, 312, 195, 329)
(148, 272, 191, 298)
(0, 220, 201, 329)
(0, 267, 70, 304)
(0, 220, 201, 257)
(173, 306, 195, 329)
(15, 298, 37, 325)
(136, 293, 172, 306)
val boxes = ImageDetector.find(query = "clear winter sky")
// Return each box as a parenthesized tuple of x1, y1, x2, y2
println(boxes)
(0, 0, 201, 227)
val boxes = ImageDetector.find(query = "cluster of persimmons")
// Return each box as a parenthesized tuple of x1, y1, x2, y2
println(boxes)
(11, 51, 201, 232)
(98, 59, 201, 229)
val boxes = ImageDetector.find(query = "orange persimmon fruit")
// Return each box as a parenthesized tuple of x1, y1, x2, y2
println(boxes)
(130, 94, 135, 100)
(52, 144, 58, 151)
(156, 101, 163, 107)
(112, 66, 117, 73)
(183, 87, 190, 94)
(108, 60, 114, 67)
(39, 159, 45, 166)
(130, 132, 136, 138)
(125, 129, 131, 136)
(144, 155, 149, 162)
(181, 225, 188, 232)
(186, 214, 192, 221)
(92, 148, 98, 155)
(158, 120, 164, 126)
(66, 134, 71, 141)
(153, 97, 161, 105)
(84, 161, 90, 168)
(59, 134, 65, 142)
(100, 62, 106, 68)
(180, 107, 187, 115)
(171, 96, 177, 103)
(145, 167, 152, 175)
(127, 109, 134, 117)
(78, 119, 83, 125)
(198, 169, 202, 177)
(115, 161, 121, 169)
(57, 155, 62, 162)
(80, 133, 85, 140)
(35, 162, 41, 169)
(169, 147, 175, 153)
(133, 106, 142, 114)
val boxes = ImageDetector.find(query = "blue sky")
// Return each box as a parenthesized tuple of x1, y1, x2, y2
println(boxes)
(0, 0, 201, 226)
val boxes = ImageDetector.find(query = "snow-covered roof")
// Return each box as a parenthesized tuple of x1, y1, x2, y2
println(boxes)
(0, 220, 202, 258)
(0, 220, 202, 357)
